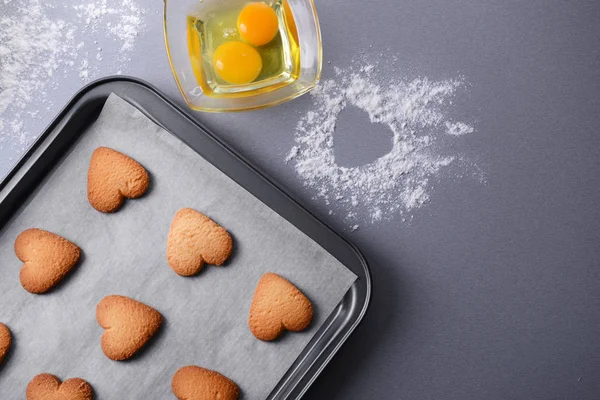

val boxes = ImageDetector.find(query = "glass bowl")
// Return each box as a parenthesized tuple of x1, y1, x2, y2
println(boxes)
(164, 0, 322, 112)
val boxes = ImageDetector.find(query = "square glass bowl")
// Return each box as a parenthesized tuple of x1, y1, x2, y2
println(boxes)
(164, 0, 322, 112)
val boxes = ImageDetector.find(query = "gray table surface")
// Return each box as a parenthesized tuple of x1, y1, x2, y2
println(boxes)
(2, 1, 600, 399)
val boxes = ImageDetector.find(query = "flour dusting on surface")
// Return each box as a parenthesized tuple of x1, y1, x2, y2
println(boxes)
(445, 121, 474, 136)
(287, 62, 477, 225)
(0, 0, 76, 147)
(0, 0, 145, 159)
(75, 0, 143, 53)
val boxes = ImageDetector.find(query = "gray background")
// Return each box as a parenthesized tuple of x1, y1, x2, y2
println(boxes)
(2, 0, 600, 399)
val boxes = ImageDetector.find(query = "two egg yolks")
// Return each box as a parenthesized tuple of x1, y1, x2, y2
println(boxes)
(212, 2, 279, 85)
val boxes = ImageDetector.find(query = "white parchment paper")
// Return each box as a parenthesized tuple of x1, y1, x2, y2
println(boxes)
(0, 95, 356, 399)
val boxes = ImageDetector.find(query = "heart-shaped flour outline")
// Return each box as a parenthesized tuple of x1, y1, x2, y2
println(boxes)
(15, 228, 81, 294)
(87, 147, 149, 213)
(26, 373, 93, 400)
(172, 365, 240, 400)
(96, 295, 162, 361)
(248, 273, 313, 341)
(286, 67, 474, 222)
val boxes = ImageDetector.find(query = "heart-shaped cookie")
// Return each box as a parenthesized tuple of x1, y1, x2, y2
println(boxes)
(172, 365, 240, 400)
(15, 228, 81, 294)
(0, 323, 11, 364)
(96, 295, 162, 361)
(87, 147, 149, 213)
(166, 208, 233, 276)
(248, 273, 313, 341)
(26, 373, 93, 400)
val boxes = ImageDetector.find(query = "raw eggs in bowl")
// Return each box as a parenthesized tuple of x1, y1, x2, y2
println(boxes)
(164, 0, 322, 112)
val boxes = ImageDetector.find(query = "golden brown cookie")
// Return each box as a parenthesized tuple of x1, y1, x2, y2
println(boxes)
(172, 365, 240, 400)
(248, 273, 313, 341)
(0, 323, 11, 364)
(26, 373, 93, 400)
(87, 147, 149, 213)
(96, 295, 162, 361)
(15, 228, 81, 294)
(166, 208, 233, 276)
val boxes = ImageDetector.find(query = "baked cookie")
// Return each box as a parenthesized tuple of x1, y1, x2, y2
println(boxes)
(0, 323, 11, 364)
(15, 228, 81, 294)
(26, 373, 93, 400)
(96, 295, 162, 361)
(172, 365, 240, 400)
(87, 147, 149, 213)
(248, 273, 313, 341)
(166, 208, 233, 276)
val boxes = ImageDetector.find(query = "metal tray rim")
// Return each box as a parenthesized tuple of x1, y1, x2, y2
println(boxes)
(0, 76, 372, 399)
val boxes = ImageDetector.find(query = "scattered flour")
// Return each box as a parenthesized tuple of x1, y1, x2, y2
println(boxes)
(108, 0, 143, 51)
(287, 63, 476, 225)
(445, 121, 474, 136)
(0, 0, 76, 146)
(74, 0, 144, 56)
(79, 59, 90, 79)
(0, 0, 145, 156)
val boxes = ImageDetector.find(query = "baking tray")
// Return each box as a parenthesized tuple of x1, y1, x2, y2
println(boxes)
(0, 77, 371, 399)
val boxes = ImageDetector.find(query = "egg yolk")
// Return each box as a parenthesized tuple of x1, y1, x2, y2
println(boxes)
(213, 41, 262, 84)
(237, 2, 279, 46)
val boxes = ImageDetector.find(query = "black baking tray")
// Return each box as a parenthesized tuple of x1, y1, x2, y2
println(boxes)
(0, 77, 371, 399)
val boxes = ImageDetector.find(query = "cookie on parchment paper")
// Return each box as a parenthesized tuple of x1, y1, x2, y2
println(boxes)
(15, 228, 81, 294)
(87, 147, 149, 213)
(96, 295, 162, 361)
(26, 373, 93, 400)
(248, 273, 313, 341)
(0, 323, 11, 364)
(166, 208, 233, 276)
(172, 365, 240, 400)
